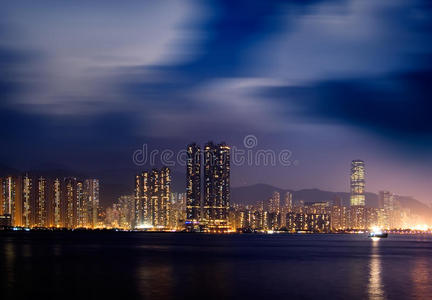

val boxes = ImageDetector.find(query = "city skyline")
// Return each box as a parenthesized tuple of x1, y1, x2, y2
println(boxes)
(2, 152, 431, 231)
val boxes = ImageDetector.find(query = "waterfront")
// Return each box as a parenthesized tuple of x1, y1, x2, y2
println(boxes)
(1, 233, 432, 300)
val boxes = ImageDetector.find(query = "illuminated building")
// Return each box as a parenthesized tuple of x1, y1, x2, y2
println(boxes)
(284, 192, 293, 212)
(365, 207, 379, 229)
(151, 167, 171, 227)
(267, 212, 280, 230)
(22, 174, 33, 227)
(286, 212, 330, 232)
(36, 177, 47, 227)
(0, 214, 11, 227)
(379, 190, 394, 229)
(186, 143, 201, 229)
(339, 206, 350, 229)
(170, 192, 186, 230)
(269, 191, 280, 213)
(203, 142, 230, 232)
(84, 179, 100, 228)
(117, 195, 135, 229)
(134, 171, 150, 228)
(150, 169, 161, 227)
(134, 168, 170, 229)
(305, 202, 330, 214)
(331, 205, 342, 230)
(330, 197, 343, 230)
(2, 176, 15, 220)
(2, 176, 22, 226)
(349, 206, 366, 229)
(76, 180, 84, 227)
(64, 177, 77, 228)
(350, 160, 365, 206)
(53, 178, 62, 227)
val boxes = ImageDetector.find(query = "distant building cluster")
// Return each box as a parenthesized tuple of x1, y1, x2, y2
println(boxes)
(230, 160, 419, 232)
(230, 192, 414, 232)
(0, 175, 100, 228)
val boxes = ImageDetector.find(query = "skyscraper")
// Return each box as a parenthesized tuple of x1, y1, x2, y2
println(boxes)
(36, 176, 47, 227)
(350, 160, 365, 206)
(84, 179, 100, 228)
(379, 190, 394, 229)
(22, 174, 33, 227)
(269, 191, 280, 213)
(76, 180, 84, 227)
(2, 176, 23, 226)
(150, 169, 161, 227)
(186, 143, 201, 227)
(53, 178, 62, 227)
(134, 169, 170, 229)
(2, 176, 16, 220)
(203, 142, 230, 231)
(64, 177, 77, 228)
(134, 171, 151, 228)
(284, 192, 293, 212)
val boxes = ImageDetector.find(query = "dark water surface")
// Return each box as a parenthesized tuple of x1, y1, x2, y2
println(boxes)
(1, 232, 432, 300)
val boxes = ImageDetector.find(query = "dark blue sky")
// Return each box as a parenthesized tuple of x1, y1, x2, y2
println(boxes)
(1, 0, 432, 203)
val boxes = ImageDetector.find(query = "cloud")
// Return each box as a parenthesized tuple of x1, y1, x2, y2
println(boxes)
(264, 58, 432, 144)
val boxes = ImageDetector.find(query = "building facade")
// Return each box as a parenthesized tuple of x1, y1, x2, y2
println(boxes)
(350, 160, 365, 206)
(203, 142, 230, 231)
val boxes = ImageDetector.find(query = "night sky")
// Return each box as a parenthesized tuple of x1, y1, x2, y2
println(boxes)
(1, 0, 432, 204)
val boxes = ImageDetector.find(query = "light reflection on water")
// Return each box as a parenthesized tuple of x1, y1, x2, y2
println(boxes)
(2, 233, 432, 300)
(411, 255, 432, 298)
(368, 239, 385, 300)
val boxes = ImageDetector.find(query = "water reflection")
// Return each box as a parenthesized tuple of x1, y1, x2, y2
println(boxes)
(368, 239, 385, 300)
(136, 261, 174, 299)
(411, 256, 432, 298)
(4, 240, 15, 289)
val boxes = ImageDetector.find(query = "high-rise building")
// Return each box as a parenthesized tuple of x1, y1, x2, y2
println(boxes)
(286, 212, 330, 232)
(203, 142, 230, 231)
(2, 176, 23, 226)
(134, 169, 170, 229)
(350, 160, 365, 206)
(379, 190, 394, 229)
(84, 179, 99, 228)
(170, 192, 186, 230)
(36, 176, 47, 227)
(134, 173, 143, 227)
(117, 195, 135, 229)
(76, 180, 84, 227)
(161, 167, 171, 227)
(150, 168, 171, 227)
(22, 174, 33, 227)
(269, 191, 280, 213)
(53, 178, 62, 227)
(284, 192, 293, 212)
(186, 143, 201, 228)
(134, 171, 151, 228)
(150, 169, 161, 227)
(64, 177, 77, 228)
(2, 176, 16, 219)
(349, 206, 366, 229)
